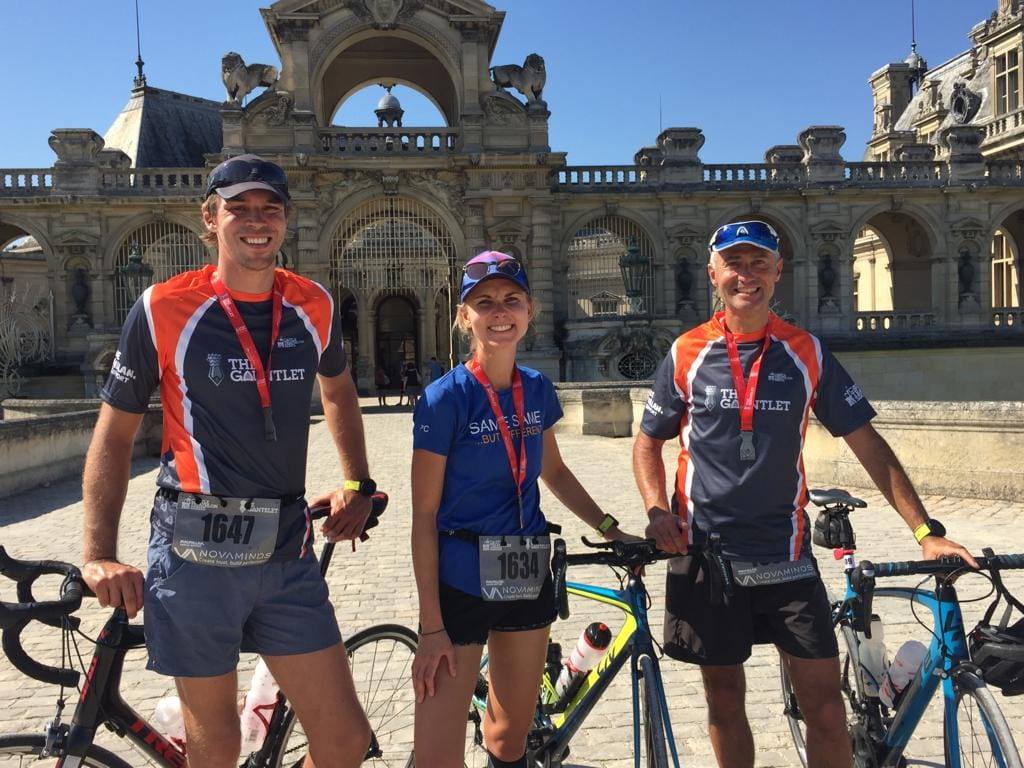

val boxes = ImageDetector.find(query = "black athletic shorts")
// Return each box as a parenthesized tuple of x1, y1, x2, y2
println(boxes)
(438, 575, 557, 646)
(663, 554, 838, 666)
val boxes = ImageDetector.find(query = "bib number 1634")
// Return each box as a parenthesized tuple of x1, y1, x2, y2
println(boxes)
(498, 550, 541, 580)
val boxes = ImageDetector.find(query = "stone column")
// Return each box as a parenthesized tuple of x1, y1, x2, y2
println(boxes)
(356, 295, 374, 390)
(520, 203, 559, 377)
(422, 289, 438, 360)
(465, 202, 486, 256)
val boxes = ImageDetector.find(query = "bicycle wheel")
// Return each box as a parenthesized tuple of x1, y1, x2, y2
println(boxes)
(0, 734, 132, 768)
(638, 654, 670, 768)
(945, 669, 1023, 768)
(780, 625, 869, 768)
(271, 624, 417, 768)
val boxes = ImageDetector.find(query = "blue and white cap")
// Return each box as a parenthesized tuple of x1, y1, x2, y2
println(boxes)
(708, 220, 780, 256)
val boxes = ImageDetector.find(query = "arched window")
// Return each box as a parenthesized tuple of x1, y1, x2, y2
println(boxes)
(329, 197, 456, 296)
(566, 216, 656, 319)
(113, 222, 208, 321)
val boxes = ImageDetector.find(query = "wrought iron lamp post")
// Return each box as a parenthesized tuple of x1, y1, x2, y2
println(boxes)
(618, 236, 650, 315)
(120, 242, 154, 305)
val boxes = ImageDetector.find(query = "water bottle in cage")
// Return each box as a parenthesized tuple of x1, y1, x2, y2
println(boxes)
(856, 615, 888, 697)
(239, 659, 280, 754)
(879, 640, 928, 709)
(152, 695, 187, 751)
(554, 622, 612, 709)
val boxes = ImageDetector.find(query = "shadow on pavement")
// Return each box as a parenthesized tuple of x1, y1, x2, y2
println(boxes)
(0, 456, 161, 525)
(361, 404, 414, 415)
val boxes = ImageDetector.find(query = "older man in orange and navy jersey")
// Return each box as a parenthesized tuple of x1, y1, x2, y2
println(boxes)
(82, 155, 376, 768)
(633, 220, 976, 768)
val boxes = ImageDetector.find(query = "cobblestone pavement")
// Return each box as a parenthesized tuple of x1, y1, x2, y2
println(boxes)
(0, 401, 1022, 767)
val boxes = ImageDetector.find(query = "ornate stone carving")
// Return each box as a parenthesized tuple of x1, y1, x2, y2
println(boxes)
(221, 52, 279, 105)
(941, 125, 984, 162)
(406, 169, 467, 223)
(48, 129, 105, 165)
(318, 170, 377, 222)
(489, 53, 546, 104)
(310, 13, 459, 77)
(951, 82, 982, 125)
(764, 145, 803, 165)
(68, 266, 92, 326)
(246, 90, 293, 126)
(480, 92, 527, 126)
(957, 241, 981, 310)
(381, 173, 401, 196)
(346, 0, 423, 29)
(798, 126, 846, 163)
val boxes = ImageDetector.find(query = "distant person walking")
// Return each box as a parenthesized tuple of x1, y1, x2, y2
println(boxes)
(375, 364, 391, 407)
(402, 361, 422, 407)
(425, 356, 444, 385)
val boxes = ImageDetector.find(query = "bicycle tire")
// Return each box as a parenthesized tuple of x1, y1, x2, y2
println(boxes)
(780, 626, 874, 768)
(638, 654, 670, 768)
(0, 734, 133, 768)
(945, 669, 1023, 768)
(270, 624, 417, 768)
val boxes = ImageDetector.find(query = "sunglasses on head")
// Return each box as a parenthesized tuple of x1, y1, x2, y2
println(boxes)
(463, 258, 522, 280)
(206, 158, 290, 196)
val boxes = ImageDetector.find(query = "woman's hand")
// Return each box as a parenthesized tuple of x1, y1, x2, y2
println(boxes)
(411, 629, 457, 703)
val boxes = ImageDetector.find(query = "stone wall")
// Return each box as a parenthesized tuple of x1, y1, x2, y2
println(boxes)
(0, 406, 161, 499)
(555, 384, 1023, 502)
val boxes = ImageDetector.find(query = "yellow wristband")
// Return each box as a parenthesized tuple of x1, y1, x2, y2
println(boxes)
(343, 480, 361, 492)
(913, 522, 931, 544)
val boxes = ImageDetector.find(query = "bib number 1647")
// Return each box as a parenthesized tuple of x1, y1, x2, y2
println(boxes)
(200, 513, 255, 545)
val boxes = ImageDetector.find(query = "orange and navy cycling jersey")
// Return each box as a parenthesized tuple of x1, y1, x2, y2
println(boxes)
(101, 264, 345, 506)
(639, 312, 875, 563)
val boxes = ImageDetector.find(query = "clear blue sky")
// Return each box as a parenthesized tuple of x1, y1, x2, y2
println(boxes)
(2, 0, 996, 168)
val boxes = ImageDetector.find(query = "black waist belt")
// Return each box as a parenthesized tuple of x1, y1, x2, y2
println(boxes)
(440, 522, 562, 543)
(155, 488, 305, 507)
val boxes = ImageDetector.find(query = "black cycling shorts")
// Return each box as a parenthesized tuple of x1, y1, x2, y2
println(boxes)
(663, 554, 838, 666)
(438, 575, 557, 646)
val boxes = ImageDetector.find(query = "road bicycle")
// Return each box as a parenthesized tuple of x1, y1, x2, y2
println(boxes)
(464, 536, 715, 768)
(0, 493, 420, 768)
(779, 488, 1024, 768)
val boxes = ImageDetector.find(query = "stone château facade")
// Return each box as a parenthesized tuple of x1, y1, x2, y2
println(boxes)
(1, 0, 1021, 400)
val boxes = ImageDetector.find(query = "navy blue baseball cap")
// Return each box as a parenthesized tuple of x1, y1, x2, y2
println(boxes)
(460, 251, 530, 302)
(205, 154, 291, 203)
(708, 220, 780, 256)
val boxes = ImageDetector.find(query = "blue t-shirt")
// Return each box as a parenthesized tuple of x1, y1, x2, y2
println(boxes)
(412, 363, 563, 596)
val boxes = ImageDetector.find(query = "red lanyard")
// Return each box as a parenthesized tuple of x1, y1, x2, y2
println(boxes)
(466, 358, 528, 529)
(209, 271, 282, 442)
(721, 315, 772, 461)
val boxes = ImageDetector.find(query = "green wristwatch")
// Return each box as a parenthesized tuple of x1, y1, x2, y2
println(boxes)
(596, 513, 619, 536)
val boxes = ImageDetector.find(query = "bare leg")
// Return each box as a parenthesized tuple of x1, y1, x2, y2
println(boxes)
(701, 664, 754, 768)
(176, 671, 241, 768)
(782, 652, 853, 768)
(414, 643, 485, 767)
(483, 627, 549, 761)
(264, 642, 371, 768)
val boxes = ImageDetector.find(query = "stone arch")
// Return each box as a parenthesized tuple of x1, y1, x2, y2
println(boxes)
(313, 29, 462, 127)
(331, 78, 450, 126)
(560, 209, 663, 319)
(108, 216, 209, 321)
(0, 215, 57, 272)
(851, 224, 894, 312)
(848, 206, 939, 314)
(985, 204, 1023, 312)
(706, 209, 801, 320)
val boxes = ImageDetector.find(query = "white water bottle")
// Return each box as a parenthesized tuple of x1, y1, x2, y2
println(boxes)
(239, 659, 280, 755)
(554, 622, 612, 701)
(879, 640, 928, 709)
(856, 617, 888, 697)
(152, 695, 187, 751)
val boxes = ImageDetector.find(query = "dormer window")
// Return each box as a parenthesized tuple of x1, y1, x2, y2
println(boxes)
(995, 49, 1021, 114)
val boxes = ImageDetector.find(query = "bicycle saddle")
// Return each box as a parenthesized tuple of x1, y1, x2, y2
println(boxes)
(808, 488, 867, 508)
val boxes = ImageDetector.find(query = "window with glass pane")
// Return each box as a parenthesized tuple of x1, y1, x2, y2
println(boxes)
(995, 50, 1021, 114)
(992, 230, 1021, 308)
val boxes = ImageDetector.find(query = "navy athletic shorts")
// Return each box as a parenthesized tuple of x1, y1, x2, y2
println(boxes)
(144, 541, 341, 678)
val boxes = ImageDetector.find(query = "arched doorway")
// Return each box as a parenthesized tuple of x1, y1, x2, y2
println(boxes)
(852, 213, 933, 314)
(565, 215, 658, 318)
(852, 225, 894, 311)
(375, 294, 417, 383)
(113, 221, 208, 321)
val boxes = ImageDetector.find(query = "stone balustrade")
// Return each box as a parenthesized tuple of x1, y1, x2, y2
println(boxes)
(555, 166, 641, 188)
(983, 106, 1024, 140)
(0, 169, 53, 196)
(855, 311, 938, 332)
(845, 160, 946, 184)
(319, 128, 460, 155)
(993, 308, 1021, 328)
(703, 163, 805, 187)
(100, 168, 209, 194)
(987, 160, 1024, 182)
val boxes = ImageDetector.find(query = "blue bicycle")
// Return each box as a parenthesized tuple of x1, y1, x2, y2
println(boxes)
(780, 489, 1024, 768)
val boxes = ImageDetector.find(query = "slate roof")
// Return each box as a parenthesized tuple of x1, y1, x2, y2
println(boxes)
(103, 85, 223, 168)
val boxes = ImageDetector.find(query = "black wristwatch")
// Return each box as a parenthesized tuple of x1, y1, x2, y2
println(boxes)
(343, 479, 377, 497)
(913, 518, 946, 544)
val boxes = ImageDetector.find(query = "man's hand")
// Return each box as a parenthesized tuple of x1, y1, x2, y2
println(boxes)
(310, 488, 373, 543)
(645, 507, 688, 554)
(82, 560, 144, 619)
(921, 535, 979, 568)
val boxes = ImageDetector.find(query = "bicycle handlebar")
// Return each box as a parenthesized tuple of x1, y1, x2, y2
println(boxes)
(0, 492, 389, 689)
(552, 537, 675, 620)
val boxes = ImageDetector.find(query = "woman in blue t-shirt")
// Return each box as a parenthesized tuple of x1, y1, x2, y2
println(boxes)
(410, 251, 634, 767)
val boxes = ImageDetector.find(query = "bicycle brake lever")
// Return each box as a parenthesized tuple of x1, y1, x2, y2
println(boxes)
(580, 536, 613, 550)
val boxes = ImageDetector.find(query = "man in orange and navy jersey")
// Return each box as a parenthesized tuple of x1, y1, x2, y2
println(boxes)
(633, 220, 975, 768)
(82, 155, 375, 767)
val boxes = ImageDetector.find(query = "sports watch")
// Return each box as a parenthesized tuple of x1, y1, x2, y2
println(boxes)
(343, 479, 377, 497)
(913, 518, 946, 544)
(596, 513, 619, 536)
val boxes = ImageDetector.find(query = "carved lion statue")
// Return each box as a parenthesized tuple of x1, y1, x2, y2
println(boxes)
(490, 53, 546, 103)
(222, 52, 279, 105)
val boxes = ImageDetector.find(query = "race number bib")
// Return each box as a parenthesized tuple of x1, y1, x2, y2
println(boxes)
(478, 534, 551, 602)
(171, 494, 280, 567)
